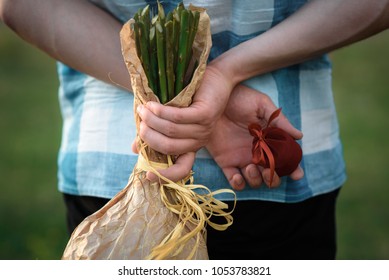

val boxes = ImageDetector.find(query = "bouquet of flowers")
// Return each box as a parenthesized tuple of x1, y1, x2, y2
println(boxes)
(62, 2, 234, 260)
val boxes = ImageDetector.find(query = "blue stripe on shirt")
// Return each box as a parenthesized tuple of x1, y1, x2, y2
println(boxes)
(57, 63, 87, 191)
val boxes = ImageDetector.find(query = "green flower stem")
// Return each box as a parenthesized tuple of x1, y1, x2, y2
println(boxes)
(156, 20, 168, 103)
(174, 9, 189, 96)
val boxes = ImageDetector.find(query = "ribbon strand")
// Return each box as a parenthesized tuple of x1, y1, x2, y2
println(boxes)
(136, 142, 235, 259)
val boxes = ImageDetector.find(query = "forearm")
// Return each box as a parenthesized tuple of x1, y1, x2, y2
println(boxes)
(0, 0, 131, 90)
(212, 0, 389, 86)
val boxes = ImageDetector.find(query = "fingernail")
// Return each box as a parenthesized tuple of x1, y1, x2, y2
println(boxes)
(145, 101, 154, 109)
(137, 104, 143, 114)
(248, 167, 259, 179)
(263, 172, 270, 183)
(233, 176, 245, 190)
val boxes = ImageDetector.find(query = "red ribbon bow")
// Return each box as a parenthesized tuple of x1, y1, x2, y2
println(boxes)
(248, 108, 302, 187)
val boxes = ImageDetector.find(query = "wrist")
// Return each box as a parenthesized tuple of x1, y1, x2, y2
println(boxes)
(208, 38, 270, 87)
(208, 53, 241, 90)
(203, 62, 236, 100)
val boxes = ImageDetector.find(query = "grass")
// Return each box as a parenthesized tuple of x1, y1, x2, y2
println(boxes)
(332, 31, 389, 259)
(0, 23, 67, 259)
(1, 22, 389, 259)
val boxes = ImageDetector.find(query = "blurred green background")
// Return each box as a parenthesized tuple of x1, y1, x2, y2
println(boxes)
(1, 22, 388, 260)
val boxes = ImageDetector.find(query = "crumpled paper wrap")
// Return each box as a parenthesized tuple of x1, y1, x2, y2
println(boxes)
(62, 6, 234, 260)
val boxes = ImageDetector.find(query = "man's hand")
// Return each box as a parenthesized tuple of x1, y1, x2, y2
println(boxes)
(205, 84, 304, 190)
(136, 64, 234, 155)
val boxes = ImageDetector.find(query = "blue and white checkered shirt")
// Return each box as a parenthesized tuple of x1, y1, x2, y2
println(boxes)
(57, 0, 346, 202)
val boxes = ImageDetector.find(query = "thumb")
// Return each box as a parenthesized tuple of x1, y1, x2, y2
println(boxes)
(267, 109, 303, 140)
(146, 152, 196, 183)
(131, 139, 139, 154)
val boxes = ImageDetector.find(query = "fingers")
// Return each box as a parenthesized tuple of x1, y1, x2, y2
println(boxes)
(232, 85, 302, 140)
(146, 156, 303, 190)
(137, 103, 210, 154)
(142, 101, 208, 125)
(289, 165, 305, 181)
(221, 164, 304, 190)
(261, 168, 281, 188)
(137, 104, 203, 137)
(222, 166, 279, 190)
(259, 101, 303, 140)
(241, 164, 263, 188)
(132, 136, 197, 183)
(139, 121, 203, 155)
(240, 165, 282, 189)
(239, 165, 298, 189)
(260, 165, 304, 188)
(146, 152, 196, 183)
(222, 167, 246, 191)
(269, 111, 303, 140)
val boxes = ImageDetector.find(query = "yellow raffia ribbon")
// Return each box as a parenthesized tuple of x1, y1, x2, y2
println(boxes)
(136, 143, 236, 260)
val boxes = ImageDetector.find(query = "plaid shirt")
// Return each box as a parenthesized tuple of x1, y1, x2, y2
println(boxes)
(57, 0, 346, 202)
